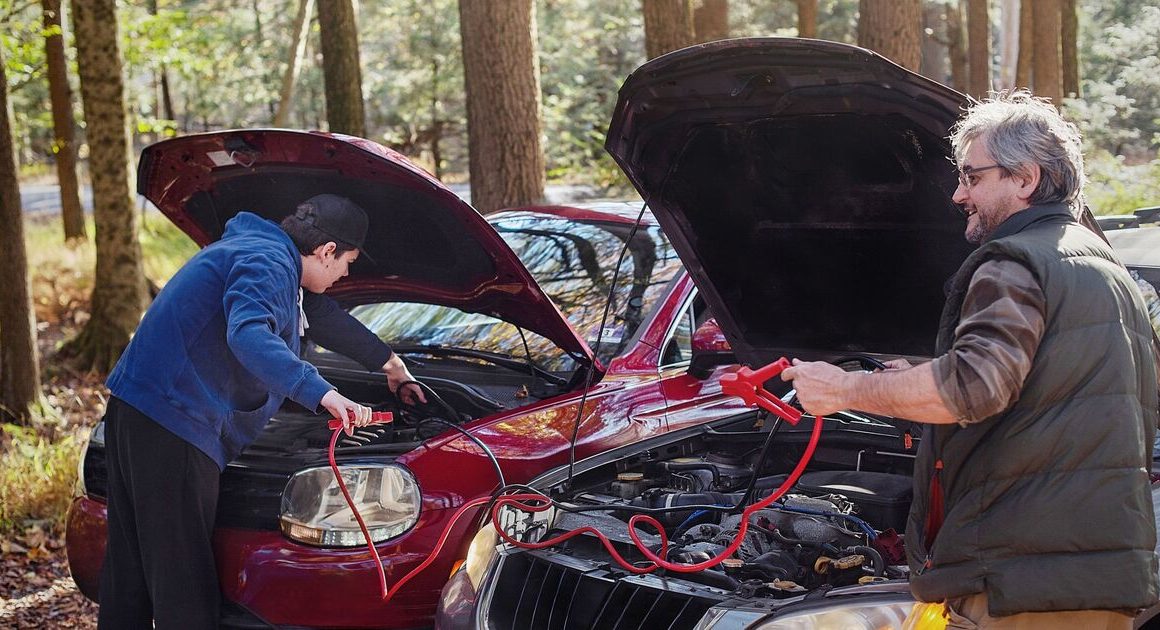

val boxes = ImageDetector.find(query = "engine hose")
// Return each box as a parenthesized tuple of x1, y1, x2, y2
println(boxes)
(491, 413, 825, 574)
(850, 544, 885, 577)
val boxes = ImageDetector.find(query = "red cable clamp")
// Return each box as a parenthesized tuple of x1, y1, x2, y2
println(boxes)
(327, 410, 394, 430)
(719, 357, 803, 425)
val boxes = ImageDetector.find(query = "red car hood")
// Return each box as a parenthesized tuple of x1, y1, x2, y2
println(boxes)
(606, 38, 974, 366)
(137, 129, 595, 365)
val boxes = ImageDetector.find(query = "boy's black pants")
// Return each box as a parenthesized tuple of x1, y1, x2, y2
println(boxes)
(97, 397, 221, 629)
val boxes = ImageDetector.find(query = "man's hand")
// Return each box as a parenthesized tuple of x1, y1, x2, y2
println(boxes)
(381, 354, 427, 406)
(320, 389, 372, 436)
(880, 358, 913, 371)
(780, 359, 856, 417)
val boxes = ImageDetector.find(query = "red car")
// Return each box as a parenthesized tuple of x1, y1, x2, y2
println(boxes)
(64, 129, 747, 628)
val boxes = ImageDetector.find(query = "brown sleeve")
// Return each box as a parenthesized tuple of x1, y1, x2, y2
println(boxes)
(930, 258, 1047, 425)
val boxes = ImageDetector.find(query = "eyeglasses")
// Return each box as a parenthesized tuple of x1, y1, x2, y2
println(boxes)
(956, 163, 1004, 188)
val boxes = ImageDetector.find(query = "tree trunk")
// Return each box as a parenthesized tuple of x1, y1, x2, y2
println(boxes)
(42, 0, 86, 241)
(947, 1, 968, 92)
(1016, 0, 1033, 89)
(65, 0, 147, 374)
(1061, 0, 1079, 97)
(641, 0, 695, 59)
(275, 0, 314, 127)
(317, 0, 365, 136)
(857, 0, 921, 71)
(1031, 0, 1061, 103)
(919, 2, 947, 84)
(998, 0, 1018, 89)
(967, 0, 990, 96)
(796, 0, 817, 38)
(692, 0, 728, 43)
(0, 47, 42, 425)
(459, 0, 545, 215)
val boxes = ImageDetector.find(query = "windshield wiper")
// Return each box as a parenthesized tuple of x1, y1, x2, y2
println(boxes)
(391, 344, 568, 385)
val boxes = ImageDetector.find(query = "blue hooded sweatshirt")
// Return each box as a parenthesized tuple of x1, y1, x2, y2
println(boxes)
(107, 212, 336, 469)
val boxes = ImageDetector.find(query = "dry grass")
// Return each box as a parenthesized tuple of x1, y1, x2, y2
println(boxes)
(1, 213, 196, 540)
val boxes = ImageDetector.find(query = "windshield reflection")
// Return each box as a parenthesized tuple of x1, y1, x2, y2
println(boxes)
(316, 212, 683, 372)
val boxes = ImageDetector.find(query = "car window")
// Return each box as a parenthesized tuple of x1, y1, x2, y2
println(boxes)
(334, 302, 575, 372)
(492, 214, 684, 364)
(661, 297, 696, 367)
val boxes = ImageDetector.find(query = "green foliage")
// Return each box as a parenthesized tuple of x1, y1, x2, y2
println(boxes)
(0, 422, 84, 536)
(1085, 150, 1160, 216)
(1067, 3, 1160, 159)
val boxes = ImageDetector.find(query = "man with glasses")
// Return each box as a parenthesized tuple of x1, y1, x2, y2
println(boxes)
(784, 90, 1159, 628)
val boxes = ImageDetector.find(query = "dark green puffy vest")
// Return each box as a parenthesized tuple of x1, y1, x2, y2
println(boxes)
(906, 206, 1159, 615)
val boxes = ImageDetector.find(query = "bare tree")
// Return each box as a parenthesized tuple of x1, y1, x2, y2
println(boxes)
(642, 0, 695, 59)
(857, 0, 921, 71)
(692, 0, 728, 43)
(947, 1, 968, 92)
(43, 0, 85, 241)
(967, 0, 990, 96)
(64, 0, 147, 373)
(0, 46, 42, 423)
(317, 0, 365, 136)
(998, 0, 1019, 89)
(920, 2, 948, 84)
(459, 0, 545, 214)
(275, 0, 315, 126)
(796, 0, 817, 38)
(1061, 0, 1079, 97)
(1032, 0, 1061, 103)
(1016, 0, 1033, 89)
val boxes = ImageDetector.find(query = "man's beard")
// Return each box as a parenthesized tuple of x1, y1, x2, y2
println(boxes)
(964, 200, 1016, 245)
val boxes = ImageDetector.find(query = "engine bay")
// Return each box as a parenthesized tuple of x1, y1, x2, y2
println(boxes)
(513, 408, 918, 600)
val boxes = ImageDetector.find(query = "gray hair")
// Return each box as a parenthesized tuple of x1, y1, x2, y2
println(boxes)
(950, 89, 1086, 210)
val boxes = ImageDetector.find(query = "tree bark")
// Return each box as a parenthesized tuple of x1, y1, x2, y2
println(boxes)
(919, 2, 947, 84)
(857, 0, 921, 71)
(1031, 0, 1061, 103)
(275, 0, 314, 127)
(1015, 0, 1033, 89)
(796, 0, 817, 38)
(317, 0, 365, 136)
(0, 46, 42, 425)
(1061, 0, 1079, 97)
(998, 0, 1018, 89)
(967, 0, 990, 96)
(42, 0, 86, 241)
(947, 1, 968, 93)
(65, 0, 147, 373)
(459, 0, 545, 215)
(692, 0, 728, 43)
(642, 0, 695, 59)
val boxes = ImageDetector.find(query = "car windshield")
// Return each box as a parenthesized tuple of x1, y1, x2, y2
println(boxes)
(313, 211, 683, 373)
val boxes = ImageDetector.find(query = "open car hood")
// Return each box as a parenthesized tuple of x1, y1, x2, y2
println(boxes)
(607, 38, 974, 366)
(138, 129, 594, 366)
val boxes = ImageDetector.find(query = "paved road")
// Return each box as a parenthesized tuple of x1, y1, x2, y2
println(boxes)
(20, 182, 608, 218)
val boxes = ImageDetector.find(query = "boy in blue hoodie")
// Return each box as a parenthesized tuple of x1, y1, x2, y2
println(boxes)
(98, 194, 423, 628)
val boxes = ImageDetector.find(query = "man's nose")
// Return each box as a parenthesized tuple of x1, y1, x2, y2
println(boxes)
(952, 181, 969, 205)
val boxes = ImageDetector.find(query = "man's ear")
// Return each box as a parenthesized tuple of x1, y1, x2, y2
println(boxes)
(1012, 163, 1041, 203)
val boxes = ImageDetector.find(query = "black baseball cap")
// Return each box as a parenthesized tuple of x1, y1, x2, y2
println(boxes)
(292, 194, 374, 262)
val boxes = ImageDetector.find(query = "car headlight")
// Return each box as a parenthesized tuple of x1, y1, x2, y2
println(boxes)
(747, 598, 946, 630)
(462, 524, 499, 590)
(694, 598, 944, 630)
(280, 464, 420, 547)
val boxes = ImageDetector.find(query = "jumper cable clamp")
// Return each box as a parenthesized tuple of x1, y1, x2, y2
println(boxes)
(719, 357, 803, 425)
(327, 410, 394, 430)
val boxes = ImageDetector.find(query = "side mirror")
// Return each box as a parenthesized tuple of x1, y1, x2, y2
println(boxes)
(688, 318, 735, 379)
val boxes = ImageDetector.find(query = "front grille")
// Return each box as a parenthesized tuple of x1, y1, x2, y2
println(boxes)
(487, 551, 723, 630)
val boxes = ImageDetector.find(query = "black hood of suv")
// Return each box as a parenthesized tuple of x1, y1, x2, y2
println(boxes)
(607, 38, 974, 366)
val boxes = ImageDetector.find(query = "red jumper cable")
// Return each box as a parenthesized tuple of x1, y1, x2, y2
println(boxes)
(491, 357, 824, 575)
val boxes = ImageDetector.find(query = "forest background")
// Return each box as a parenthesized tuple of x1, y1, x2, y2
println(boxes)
(0, 1, 1158, 624)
